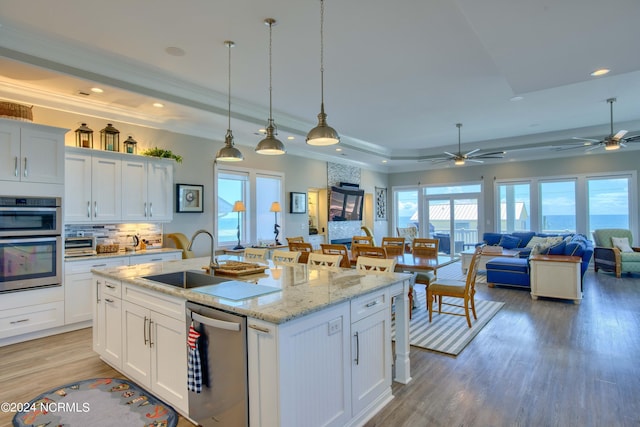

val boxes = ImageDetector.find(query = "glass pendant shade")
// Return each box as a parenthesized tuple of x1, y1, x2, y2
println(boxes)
(216, 40, 244, 162)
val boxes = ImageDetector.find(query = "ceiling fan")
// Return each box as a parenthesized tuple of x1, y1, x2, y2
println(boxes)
(561, 98, 640, 152)
(429, 123, 505, 166)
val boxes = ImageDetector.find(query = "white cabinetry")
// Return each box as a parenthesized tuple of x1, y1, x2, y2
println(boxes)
(0, 119, 65, 184)
(0, 286, 64, 342)
(122, 158, 173, 222)
(92, 277, 123, 368)
(128, 252, 181, 265)
(247, 288, 392, 427)
(65, 149, 121, 223)
(530, 255, 582, 304)
(66, 257, 127, 325)
(121, 283, 187, 413)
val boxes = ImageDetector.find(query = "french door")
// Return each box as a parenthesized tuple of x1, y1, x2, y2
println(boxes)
(424, 196, 480, 255)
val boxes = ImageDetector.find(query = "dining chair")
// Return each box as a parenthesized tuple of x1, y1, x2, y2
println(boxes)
(272, 250, 301, 265)
(356, 256, 397, 273)
(427, 246, 481, 328)
(381, 237, 405, 256)
(351, 235, 374, 247)
(412, 238, 439, 257)
(352, 244, 387, 259)
(243, 247, 268, 263)
(288, 241, 314, 263)
(286, 236, 304, 244)
(320, 243, 352, 269)
(307, 252, 342, 268)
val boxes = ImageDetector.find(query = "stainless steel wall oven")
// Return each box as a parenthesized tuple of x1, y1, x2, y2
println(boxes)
(0, 196, 62, 293)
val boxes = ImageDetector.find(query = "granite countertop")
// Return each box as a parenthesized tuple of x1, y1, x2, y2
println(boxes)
(92, 256, 410, 324)
(65, 248, 182, 262)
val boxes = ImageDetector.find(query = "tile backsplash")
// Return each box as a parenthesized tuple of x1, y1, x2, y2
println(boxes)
(64, 223, 164, 249)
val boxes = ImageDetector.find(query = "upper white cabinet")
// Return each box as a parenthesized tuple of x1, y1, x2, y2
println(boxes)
(65, 147, 174, 223)
(122, 158, 173, 222)
(0, 119, 65, 184)
(65, 149, 121, 223)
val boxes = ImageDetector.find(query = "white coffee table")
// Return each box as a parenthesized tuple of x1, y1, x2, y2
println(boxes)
(461, 247, 520, 273)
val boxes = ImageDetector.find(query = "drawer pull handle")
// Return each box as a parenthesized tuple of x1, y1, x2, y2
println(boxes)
(248, 324, 270, 334)
(354, 332, 360, 365)
(104, 298, 114, 303)
(150, 258, 162, 262)
(92, 264, 107, 267)
(148, 320, 154, 347)
(143, 316, 149, 345)
(10, 318, 29, 324)
(365, 300, 379, 308)
(105, 284, 115, 289)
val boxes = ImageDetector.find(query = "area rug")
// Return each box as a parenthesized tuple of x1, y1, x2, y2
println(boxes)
(394, 262, 501, 356)
(12, 378, 178, 427)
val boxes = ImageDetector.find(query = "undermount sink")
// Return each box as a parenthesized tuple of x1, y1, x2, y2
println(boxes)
(142, 270, 230, 289)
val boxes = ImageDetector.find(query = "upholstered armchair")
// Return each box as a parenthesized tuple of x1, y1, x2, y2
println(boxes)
(592, 229, 640, 278)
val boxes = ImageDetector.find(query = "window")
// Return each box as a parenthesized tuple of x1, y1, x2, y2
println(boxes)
(588, 176, 630, 234)
(540, 180, 576, 233)
(497, 182, 531, 233)
(215, 166, 284, 247)
(395, 189, 418, 230)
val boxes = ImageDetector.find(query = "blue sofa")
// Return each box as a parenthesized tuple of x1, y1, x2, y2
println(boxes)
(479, 231, 572, 258)
(485, 234, 594, 289)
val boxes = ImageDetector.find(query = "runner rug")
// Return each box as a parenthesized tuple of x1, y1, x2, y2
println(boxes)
(12, 378, 178, 427)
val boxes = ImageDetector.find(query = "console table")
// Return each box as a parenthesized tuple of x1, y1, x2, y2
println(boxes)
(529, 254, 582, 304)
(461, 247, 520, 273)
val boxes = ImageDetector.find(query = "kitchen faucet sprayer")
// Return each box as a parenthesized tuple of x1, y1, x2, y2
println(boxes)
(188, 229, 219, 269)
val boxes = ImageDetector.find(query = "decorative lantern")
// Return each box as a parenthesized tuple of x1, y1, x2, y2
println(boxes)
(123, 136, 138, 154)
(75, 123, 93, 148)
(100, 123, 120, 151)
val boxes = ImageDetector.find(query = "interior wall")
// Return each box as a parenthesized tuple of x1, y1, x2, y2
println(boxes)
(388, 150, 640, 236)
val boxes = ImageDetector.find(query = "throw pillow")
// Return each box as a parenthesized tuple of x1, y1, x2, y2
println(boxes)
(545, 241, 566, 255)
(498, 235, 521, 249)
(526, 236, 548, 249)
(611, 237, 634, 253)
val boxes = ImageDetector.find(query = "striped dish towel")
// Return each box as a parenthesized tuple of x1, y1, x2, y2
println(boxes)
(187, 322, 202, 393)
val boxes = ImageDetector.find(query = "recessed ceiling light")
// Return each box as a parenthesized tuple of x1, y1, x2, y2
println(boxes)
(510, 96, 524, 102)
(165, 46, 186, 57)
(152, 102, 164, 108)
(590, 68, 610, 77)
(258, 128, 266, 134)
(287, 136, 295, 140)
(90, 87, 103, 93)
(382, 160, 388, 163)
(336, 148, 342, 152)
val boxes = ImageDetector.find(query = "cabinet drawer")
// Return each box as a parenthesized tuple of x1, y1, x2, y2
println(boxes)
(0, 301, 64, 339)
(129, 252, 181, 265)
(100, 278, 122, 299)
(66, 257, 127, 274)
(122, 283, 185, 320)
(351, 289, 389, 322)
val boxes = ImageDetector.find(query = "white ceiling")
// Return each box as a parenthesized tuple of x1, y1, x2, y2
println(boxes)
(1, 0, 640, 172)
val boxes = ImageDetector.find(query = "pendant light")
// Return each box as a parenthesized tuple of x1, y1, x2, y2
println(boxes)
(306, 0, 340, 146)
(216, 40, 244, 162)
(256, 18, 286, 155)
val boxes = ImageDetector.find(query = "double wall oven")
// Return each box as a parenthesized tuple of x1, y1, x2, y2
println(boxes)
(0, 196, 62, 293)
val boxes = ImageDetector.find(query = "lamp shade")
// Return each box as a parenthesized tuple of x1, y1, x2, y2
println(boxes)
(232, 200, 246, 212)
(270, 201, 282, 213)
(216, 131, 244, 161)
(306, 106, 340, 146)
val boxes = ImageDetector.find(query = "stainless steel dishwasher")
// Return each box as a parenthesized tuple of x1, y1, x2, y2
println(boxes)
(186, 301, 248, 427)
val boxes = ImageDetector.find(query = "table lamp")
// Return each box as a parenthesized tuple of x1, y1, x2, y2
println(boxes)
(232, 201, 246, 249)
(270, 201, 282, 246)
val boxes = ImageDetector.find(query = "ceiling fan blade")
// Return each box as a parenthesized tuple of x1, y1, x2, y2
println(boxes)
(585, 144, 603, 152)
(464, 148, 480, 156)
(623, 134, 640, 142)
(467, 159, 484, 163)
(473, 151, 505, 158)
(612, 130, 628, 141)
(554, 144, 593, 151)
(443, 151, 457, 157)
(572, 137, 600, 143)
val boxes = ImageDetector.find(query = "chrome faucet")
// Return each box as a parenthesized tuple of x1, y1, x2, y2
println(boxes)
(188, 229, 219, 269)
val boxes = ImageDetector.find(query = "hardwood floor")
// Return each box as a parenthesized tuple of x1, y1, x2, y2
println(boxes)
(1, 267, 639, 427)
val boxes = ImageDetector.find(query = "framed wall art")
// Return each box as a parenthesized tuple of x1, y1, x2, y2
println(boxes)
(290, 192, 307, 214)
(375, 187, 387, 220)
(176, 184, 204, 213)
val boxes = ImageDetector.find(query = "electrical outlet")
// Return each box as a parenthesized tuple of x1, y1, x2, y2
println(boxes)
(328, 318, 342, 335)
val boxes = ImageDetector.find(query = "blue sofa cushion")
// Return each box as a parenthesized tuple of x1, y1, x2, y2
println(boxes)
(512, 232, 536, 247)
(486, 257, 528, 273)
(499, 234, 521, 249)
(544, 240, 567, 255)
(486, 257, 530, 287)
(483, 233, 503, 246)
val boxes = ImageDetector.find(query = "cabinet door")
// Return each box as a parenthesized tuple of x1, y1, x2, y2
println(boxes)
(91, 156, 122, 222)
(92, 279, 104, 354)
(351, 308, 391, 417)
(64, 271, 93, 324)
(65, 152, 93, 222)
(121, 159, 148, 221)
(150, 311, 187, 412)
(20, 127, 64, 184)
(0, 122, 21, 182)
(122, 301, 151, 387)
(103, 294, 123, 368)
(147, 160, 174, 222)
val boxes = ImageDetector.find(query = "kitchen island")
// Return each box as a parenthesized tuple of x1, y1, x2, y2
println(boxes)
(92, 256, 412, 427)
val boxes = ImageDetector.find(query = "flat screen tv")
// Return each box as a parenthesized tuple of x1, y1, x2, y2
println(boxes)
(329, 186, 364, 221)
